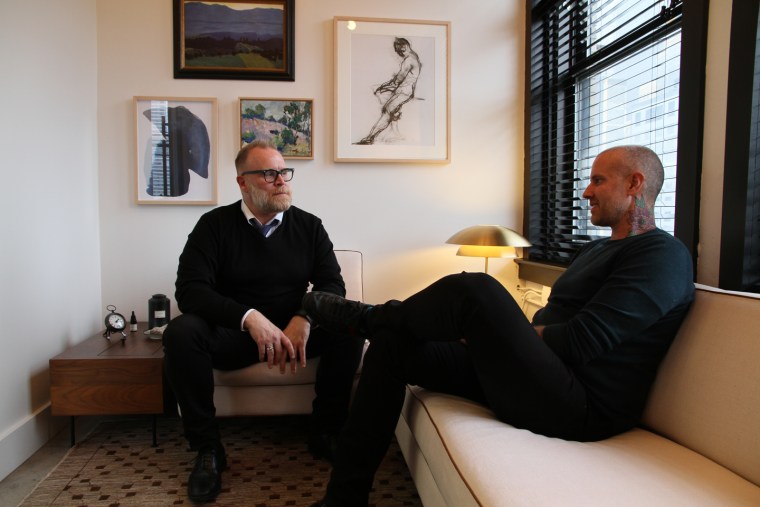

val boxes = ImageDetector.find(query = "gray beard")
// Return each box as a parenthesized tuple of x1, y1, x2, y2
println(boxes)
(246, 185, 292, 214)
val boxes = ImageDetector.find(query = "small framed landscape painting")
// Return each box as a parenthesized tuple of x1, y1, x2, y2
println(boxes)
(239, 97, 314, 159)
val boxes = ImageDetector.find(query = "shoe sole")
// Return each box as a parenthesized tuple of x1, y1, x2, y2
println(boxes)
(188, 486, 221, 504)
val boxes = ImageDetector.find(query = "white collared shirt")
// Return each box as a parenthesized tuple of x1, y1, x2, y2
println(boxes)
(241, 201, 284, 237)
(239, 202, 284, 330)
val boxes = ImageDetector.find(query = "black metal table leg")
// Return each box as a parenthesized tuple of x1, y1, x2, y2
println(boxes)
(152, 415, 157, 447)
(70, 416, 75, 447)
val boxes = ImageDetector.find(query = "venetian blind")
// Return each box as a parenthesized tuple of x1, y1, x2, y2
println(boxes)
(527, 0, 683, 264)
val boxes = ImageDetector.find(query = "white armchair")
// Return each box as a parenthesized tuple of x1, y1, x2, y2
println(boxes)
(212, 250, 365, 417)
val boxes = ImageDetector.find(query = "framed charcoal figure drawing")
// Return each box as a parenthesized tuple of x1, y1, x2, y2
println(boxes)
(334, 17, 450, 163)
(239, 97, 314, 159)
(173, 0, 295, 81)
(134, 97, 218, 205)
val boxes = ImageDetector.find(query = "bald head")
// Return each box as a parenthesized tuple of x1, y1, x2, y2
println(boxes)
(599, 145, 664, 205)
(235, 140, 279, 175)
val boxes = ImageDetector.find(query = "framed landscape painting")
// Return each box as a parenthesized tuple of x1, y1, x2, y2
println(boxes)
(334, 17, 450, 163)
(133, 96, 218, 205)
(173, 0, 294, 81)
(239, 98, 314, 159)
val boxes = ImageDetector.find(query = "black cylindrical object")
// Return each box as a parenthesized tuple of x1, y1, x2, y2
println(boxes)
(148, 294, 171, 329)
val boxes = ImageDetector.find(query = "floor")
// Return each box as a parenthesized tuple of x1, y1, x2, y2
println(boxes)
(0, 417, 101, 507)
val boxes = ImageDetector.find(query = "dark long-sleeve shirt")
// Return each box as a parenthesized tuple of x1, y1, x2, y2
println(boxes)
(175, 201, 344, 330)
(533, 229, 694, 433)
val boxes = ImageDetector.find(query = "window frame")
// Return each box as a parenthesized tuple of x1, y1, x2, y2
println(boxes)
(720, 0, 760, 293)
(522, 0, 709, 284)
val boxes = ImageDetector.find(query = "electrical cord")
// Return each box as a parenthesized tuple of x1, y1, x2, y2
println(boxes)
(516, 285, 544, 312)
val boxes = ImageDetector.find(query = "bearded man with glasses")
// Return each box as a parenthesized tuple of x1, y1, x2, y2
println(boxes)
(163, 140, 365, 504)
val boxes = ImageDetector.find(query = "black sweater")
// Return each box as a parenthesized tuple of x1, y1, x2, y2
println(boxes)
(533, 229, 694, 436)
(175, 202, 344, 330)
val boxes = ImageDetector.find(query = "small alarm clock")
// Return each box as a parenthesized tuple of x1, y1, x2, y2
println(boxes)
(103, 304, 127, 341)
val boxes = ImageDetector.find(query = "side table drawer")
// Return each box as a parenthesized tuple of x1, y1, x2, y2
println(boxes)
(50, 358, 163, 415)
(49, 326, 165, 417)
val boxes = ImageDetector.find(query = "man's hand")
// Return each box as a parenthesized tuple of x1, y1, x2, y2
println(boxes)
(280, 315, 311, 373)
(243, 310, 296, 370)
(282, 314, 312, 373)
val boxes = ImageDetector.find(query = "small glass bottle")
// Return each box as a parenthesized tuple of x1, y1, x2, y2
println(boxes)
(130, 311, 138, 333)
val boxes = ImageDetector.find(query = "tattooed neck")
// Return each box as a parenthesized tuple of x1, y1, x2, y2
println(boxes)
(627, 195, 656, 236)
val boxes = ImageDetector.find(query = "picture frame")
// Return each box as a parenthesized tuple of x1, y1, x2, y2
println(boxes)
(334, 17, 450, 163)
(173, 0, 295, 81)
(133, 96, 218, 205)
(239, 97, 314, 159)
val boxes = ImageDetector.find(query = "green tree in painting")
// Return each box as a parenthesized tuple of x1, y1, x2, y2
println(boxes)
(280, 128, 296, 146)
(241, 103, 267, 120)
(282, 102, 311, 136)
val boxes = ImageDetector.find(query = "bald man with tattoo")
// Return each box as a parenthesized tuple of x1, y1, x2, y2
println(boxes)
(304, 145, 695, 507)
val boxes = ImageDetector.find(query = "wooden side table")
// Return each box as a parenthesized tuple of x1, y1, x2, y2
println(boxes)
(49, 322, 165, 446)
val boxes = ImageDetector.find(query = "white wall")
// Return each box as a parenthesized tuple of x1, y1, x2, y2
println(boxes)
(0, 0, 100, 480)
(0, 0, 526, 481)
(97, 0, 527, 320)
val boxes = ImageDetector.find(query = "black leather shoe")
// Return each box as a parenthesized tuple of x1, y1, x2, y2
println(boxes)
(187, 445, 227, 504)
(307, 432, 339, 463)
(302, 291, 373, 336)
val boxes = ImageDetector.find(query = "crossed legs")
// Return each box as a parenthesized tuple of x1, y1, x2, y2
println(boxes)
(321, 272, 587, 505)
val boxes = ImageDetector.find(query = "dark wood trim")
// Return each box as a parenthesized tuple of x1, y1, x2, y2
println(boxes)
(674, 0, 710, 277)
(719, 0, 760, 290)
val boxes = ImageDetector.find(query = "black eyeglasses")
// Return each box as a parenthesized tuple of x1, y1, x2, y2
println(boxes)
(240, 168, 294, 182)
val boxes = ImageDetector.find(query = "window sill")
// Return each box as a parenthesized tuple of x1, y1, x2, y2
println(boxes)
(515, 259, 566, 287)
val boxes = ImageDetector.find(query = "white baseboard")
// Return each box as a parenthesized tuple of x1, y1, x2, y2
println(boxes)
(0, 404, 66, 482)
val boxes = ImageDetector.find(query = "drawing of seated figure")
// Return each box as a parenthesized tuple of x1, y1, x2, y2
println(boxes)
(356, 37, 421, 145)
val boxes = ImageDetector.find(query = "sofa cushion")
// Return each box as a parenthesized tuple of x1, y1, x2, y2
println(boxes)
(399, 386, 760, 506)
(642, 284, 760, 486)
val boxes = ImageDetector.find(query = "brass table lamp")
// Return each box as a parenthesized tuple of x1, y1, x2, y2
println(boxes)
(446, 225, 531, 273)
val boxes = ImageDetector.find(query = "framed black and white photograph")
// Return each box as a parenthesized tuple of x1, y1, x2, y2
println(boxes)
(239, 97, 314, 159)
(334, 17, 450, 163)
(133, 96, 218, 205)
(173, 0, 295, 81)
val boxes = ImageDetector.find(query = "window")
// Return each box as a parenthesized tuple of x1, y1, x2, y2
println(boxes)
(525, 0, 707, 270)
(721, 0, 760, 293)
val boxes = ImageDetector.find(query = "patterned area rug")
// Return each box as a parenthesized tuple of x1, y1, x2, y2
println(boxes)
(20, 416, 421, 506)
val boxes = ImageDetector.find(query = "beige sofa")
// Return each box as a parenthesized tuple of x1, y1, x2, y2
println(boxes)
(212, 250, 365, 417)
(395, 284, 760, 506)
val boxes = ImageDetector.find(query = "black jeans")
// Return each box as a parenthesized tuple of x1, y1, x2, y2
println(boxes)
(326, 272, 589, 505)
(163, 313, 365, 450)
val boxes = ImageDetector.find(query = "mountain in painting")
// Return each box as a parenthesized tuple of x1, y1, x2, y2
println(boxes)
(184, 2, 283, 40)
